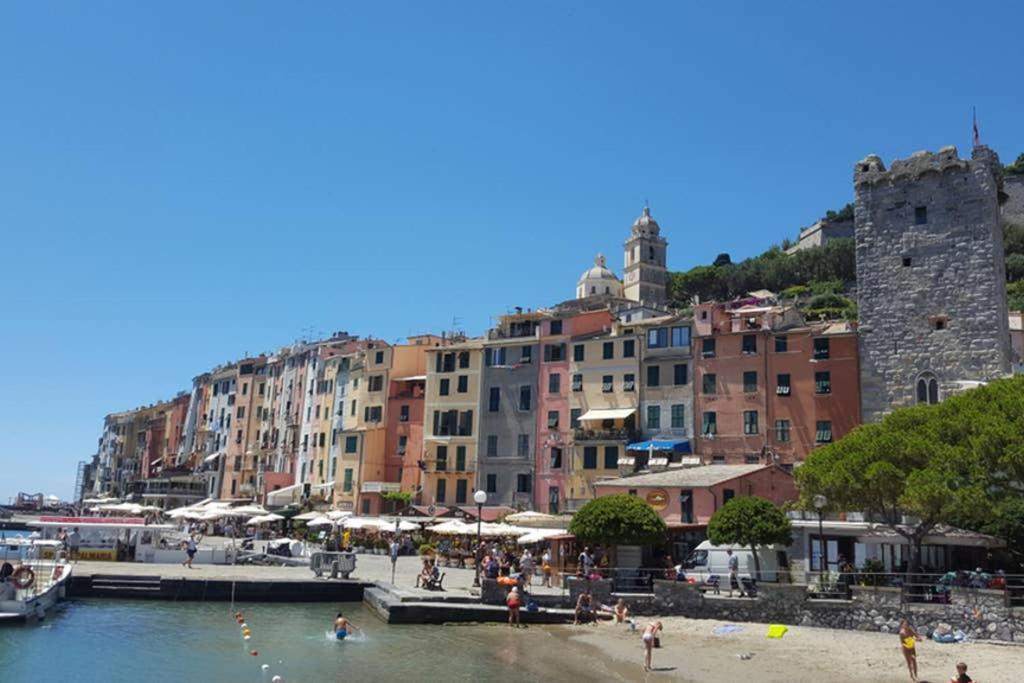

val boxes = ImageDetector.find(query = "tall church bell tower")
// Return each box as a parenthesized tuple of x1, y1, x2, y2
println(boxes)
(623, 206, 668, 306)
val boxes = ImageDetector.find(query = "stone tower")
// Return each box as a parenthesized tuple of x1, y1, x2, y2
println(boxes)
(854, 145, 1011, 422)
(623, 206, 668, 306)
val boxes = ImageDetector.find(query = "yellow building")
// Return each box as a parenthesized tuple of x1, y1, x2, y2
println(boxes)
(422, 340, 483, 507)
(567, 327, 641, 510)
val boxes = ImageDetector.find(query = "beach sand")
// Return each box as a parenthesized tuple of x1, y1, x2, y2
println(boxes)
(538, 616, 1024, 682)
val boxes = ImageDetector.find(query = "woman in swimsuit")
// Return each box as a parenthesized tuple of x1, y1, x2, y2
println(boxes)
(642, 621, 662, 672)
(898, 619, 921, 682)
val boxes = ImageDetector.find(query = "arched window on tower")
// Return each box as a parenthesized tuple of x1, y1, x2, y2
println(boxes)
(649, 246, 655, 262)
(916, 372, 940, 405)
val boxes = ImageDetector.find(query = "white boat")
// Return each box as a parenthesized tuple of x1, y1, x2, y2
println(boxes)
(0, 538, 72, 622)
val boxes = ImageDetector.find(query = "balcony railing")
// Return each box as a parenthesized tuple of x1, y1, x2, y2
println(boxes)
(573, 427, 637, 442)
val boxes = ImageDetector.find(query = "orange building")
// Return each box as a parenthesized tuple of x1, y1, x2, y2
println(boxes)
(693, 297, 860, 467)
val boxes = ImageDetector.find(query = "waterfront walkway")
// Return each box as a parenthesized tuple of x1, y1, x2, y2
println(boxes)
(71, 555, 568, 600)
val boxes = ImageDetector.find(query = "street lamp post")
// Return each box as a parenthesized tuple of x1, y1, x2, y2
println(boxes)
(472, 489, 487, 587)
(812, 494, 828, 582)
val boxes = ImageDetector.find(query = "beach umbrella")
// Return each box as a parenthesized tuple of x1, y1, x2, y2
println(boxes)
(504, 511, 567, 528)
(427, 519, 474, 535)
(326, 510, 353, 520)
(517, 528, 569, 545)
(224, 505, 269, 517)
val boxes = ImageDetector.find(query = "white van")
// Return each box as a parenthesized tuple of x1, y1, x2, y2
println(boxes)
(682, 541, 789, 584)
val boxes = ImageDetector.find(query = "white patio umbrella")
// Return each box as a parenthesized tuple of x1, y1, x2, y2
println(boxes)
(292, 511, 322, 521)
(225, 504, 269, 517)
(517, 528, 569, 545)
(427, 519, 474, 535)
(306, 515, 335, 527)
(326, 510, 353, 520)
(247, 513, 284, 525)
(504, 511, 567, 528)
(342, 517, 378, 530)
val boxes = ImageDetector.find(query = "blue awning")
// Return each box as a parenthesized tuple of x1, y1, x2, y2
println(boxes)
(627, 439, 691, 454)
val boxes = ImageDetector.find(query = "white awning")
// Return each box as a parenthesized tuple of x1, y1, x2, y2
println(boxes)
(204, 452, 224, 463)
(361, 481, 401, 494)
(394, 375, 426, 381)
(311, 481, 335, 490)
(579, 408, 636, 421)
(265, 483, 302, 504)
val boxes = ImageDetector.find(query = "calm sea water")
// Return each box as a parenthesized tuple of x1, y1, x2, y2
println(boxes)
(0, 598, 596, 683)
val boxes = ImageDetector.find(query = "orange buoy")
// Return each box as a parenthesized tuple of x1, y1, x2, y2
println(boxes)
(250, 650, 259, 656)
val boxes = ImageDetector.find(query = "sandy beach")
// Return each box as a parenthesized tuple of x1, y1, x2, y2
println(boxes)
(544, 616, 1024, 683)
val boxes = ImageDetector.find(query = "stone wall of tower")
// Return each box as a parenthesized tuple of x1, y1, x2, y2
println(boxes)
(854, 145, 1012, 422)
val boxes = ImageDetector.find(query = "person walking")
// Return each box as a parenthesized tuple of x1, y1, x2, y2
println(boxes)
(520, 549, 535, 588)
(541, 548, 553, 587)
(899, 619, 921, 682)
(642, 621, 663, 672)
(67, 527, 82, 563)
(727, 549, 744, 597)
(506, 586, 522, 627)
(182, 534, 200, 569)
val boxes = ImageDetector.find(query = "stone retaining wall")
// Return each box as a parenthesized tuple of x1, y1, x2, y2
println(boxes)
(640, 580, 1023, 642)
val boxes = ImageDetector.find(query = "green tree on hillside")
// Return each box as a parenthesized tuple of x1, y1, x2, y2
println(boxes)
(707, 497, 792, 581)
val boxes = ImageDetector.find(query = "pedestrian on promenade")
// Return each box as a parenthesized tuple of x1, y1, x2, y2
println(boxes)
(506, 586, 522, 627)
(899, 619, 921, 682)
(182, 533, 200, 569)
(520, 549, 535, 588)
(642, 621, 663, 672)
(67, 527, 82, 563)
(541, 548, 552, 587)
(727, 549, 744, 597)
(578, 546, 594, 577)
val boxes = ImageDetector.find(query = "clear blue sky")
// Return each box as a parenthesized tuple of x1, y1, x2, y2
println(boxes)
(1, 1, 1020, 503)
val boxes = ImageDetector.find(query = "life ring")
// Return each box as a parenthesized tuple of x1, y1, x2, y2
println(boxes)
(11, 566, 35, 589)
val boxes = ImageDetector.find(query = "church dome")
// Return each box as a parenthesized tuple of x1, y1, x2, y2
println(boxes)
(576, 253, 623, 299)
(631, 206, 660, 236)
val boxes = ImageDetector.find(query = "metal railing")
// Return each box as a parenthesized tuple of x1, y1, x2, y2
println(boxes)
(805, 570, 1024, 606)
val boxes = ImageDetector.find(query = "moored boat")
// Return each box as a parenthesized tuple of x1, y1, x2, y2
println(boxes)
(0, 539, 72, 623)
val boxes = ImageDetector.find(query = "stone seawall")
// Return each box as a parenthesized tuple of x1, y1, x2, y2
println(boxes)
(564, 578, 1022, 642)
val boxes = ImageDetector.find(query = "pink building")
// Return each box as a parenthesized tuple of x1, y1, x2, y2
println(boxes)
(592, 464, 797, 525)
(535, 309, 615, 513)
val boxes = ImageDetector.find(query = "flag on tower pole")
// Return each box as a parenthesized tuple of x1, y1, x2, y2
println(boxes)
(972, 107, 980, 147)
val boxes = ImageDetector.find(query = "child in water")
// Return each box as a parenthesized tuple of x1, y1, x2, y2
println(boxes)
(334, 612, 357, 640)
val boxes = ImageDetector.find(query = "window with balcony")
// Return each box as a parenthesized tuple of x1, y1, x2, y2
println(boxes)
(776, 374, 791, 396)
(549, 373, 561, 394)
(603, 341, 614, 359)
(742, 335, 757, 354)
(583, 446, 598, 469)
(816, 420, 833, 443)
(623, 339, 635, 358)
(550, 447, 562, 469)
(702, 373, 716, 395)
(601, 374, 614, 392)
(743, 410, 759, 434)
(813, 337, 830, 359)
(485, 347, 507, 367)
(572, 374, 583, 392)
(743, 370, 758, 393)
(815, 371, 832, 394)
(543, 343, 566, 362)
(397, 435, 407, 455)
(369, 375, 384, 392)
(520, 346, 532, 364)
(623, 373, 635, 392)
(702, 338, 716, 358)
(647, 405, 660, 430)
(647, 365, 660, 388)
